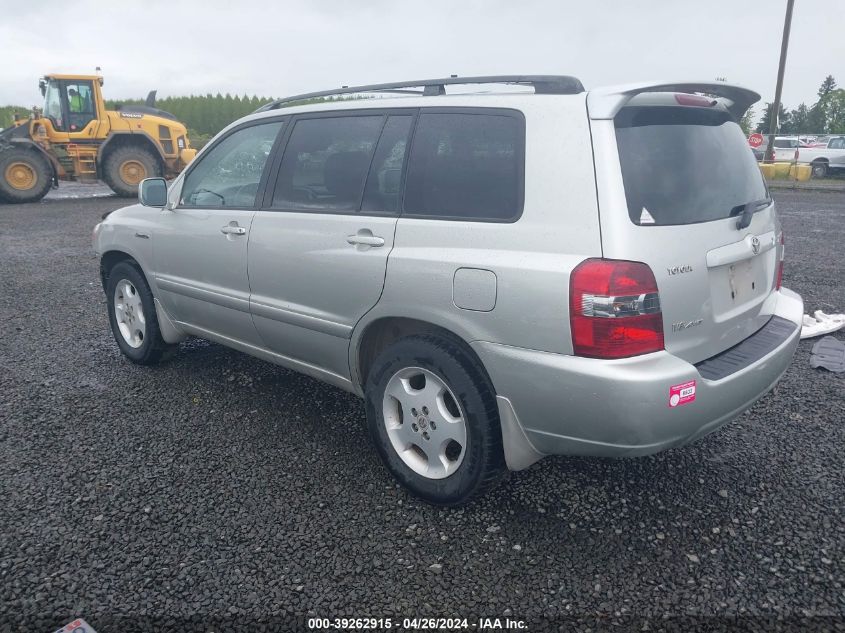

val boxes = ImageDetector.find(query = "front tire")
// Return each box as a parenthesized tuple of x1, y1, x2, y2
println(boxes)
(0, 148, 52, 203)
(811, 161, 828, 178)
(103, 146, 161, 197)
(106, 262, 176, 364)
(364, 334, 505, 506)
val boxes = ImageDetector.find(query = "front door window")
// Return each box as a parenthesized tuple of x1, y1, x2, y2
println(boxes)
(180, 121, 284, 208)
(43, 81, 64, 131)
(64, 81, 96, 132)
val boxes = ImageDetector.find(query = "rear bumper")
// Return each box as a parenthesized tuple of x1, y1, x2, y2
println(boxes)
(472, 288, 803, 466)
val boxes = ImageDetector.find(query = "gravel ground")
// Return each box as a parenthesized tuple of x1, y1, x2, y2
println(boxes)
(0, 190, 843, 632)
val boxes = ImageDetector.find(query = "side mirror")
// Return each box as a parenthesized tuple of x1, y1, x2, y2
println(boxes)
(139, 177, 167, 207)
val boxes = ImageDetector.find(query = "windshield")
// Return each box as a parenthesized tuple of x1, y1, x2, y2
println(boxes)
(43, 80, 64, 131)
(615, 106, 768, 226)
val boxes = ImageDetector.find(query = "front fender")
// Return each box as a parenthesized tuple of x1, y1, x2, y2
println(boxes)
(94, 204, 162, 295)
(98, 131, 166, 167)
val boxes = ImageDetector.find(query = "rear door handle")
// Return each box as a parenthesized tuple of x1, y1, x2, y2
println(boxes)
(346, 230, 385, 247)
(221, 222, 246, 236)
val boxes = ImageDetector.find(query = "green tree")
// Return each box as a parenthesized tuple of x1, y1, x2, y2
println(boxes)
(808, 75, 838, 132)
(822, 89, 845, 133)
(818, 75, 837, 99)
(789, 103, 810, 133)
(0, 105, 30, 128)
(808, 102, 827, 133)
(739, 105, 755, 135)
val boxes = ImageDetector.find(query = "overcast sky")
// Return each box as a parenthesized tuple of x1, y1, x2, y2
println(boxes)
(1, 0, 843, 122)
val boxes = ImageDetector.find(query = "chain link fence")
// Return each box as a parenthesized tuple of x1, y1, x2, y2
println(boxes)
(748, 132, 845, 179)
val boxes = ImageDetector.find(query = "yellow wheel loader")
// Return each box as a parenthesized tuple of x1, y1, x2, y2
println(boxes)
(0, 74, 196, 203)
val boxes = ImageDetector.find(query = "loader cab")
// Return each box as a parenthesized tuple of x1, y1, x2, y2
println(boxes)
(39, 75, 103, 136)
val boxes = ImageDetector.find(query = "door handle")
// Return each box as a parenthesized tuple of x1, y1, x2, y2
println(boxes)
(346, 230, 385, 247)
(220, 223, 246, 236)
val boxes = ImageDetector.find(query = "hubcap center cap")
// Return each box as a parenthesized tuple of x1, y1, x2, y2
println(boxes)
(416, 415, 429, 431)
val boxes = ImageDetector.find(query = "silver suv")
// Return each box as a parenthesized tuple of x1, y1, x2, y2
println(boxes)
(93, 76, 803, 505)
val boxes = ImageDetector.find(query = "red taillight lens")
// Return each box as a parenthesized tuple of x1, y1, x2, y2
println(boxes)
(775, 231, 785, 290)
(674, 93, 716, 107)
(569, 259, 664, 359)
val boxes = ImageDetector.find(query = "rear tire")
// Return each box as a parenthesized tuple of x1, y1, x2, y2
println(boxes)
(811, 161, 828, 178)
(364, 334, 505, 506)
(103, 146, 161, 197)
(106, 261, 177, 364)
(0, 148, 52, 203)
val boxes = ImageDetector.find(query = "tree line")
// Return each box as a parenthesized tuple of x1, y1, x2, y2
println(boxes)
(106, 93, 275, 147)
(0, 94, 275, 136)
(5, 78, 843, 140)
(755, 75, 844, 135)
(0, 105, 28, 129)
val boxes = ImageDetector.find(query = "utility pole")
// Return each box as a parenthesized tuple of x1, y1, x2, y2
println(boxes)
(763, 0, 795, 163)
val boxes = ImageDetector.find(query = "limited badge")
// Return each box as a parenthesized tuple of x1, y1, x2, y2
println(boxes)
(668, 380, 696, 408)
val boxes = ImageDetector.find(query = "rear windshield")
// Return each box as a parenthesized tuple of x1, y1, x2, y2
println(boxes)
(615, 106, 768, 226)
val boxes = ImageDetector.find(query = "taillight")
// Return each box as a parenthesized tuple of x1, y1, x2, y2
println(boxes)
(569, 259, 664, 359)
(775, 231, 785, 290)
(674, 93, 716, 107)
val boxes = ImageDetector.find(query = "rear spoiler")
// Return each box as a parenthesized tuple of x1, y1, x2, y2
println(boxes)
(587, 81, 760, 121)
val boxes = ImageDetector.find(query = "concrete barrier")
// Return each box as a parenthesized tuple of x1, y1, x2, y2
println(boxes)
(758, 162, 811, 182)
(789, 164, 812, 182)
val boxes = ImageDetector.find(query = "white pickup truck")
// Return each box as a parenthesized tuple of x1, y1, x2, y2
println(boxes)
(797, 136, 845, 177)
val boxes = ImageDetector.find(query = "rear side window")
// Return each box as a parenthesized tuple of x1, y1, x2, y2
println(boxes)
(403, 112, 524, 221)
(272, 116, 383, 210)
(615, 107, 768, 226)
(362, 115, 413, 214)
(829, 137, 845, 149)
(773, 139, 797, 148)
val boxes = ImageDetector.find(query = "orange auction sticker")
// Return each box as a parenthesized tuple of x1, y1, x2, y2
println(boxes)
(669, 380, 696, 408)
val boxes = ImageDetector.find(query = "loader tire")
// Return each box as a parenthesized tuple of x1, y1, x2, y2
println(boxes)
(0, 148, 53, 204)
(103, 146, 161, 198)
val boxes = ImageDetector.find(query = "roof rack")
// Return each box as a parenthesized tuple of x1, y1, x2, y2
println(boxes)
(255, 75, 585, 112)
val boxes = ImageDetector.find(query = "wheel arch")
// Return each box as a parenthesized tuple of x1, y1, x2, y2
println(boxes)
(98, 132, 165, 169)
(99, 248, 186, 344)
(99, 249, 143, 291)
(353, 315, 543, 473)
(352, 316, 492, 395)
(4, 138, 60, 186)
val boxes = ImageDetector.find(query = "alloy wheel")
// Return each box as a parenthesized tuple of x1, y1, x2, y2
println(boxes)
(114, 279, 146, 348)
(382, 367, 467, 479)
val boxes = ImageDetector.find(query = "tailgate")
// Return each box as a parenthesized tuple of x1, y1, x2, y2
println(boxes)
(589, 96, 783, 365)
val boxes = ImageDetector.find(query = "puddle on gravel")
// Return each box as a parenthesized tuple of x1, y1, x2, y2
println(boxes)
(45, 182, 116, 200)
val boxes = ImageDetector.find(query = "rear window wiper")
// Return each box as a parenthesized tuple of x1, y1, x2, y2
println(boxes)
(731, 198, 772, 230)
